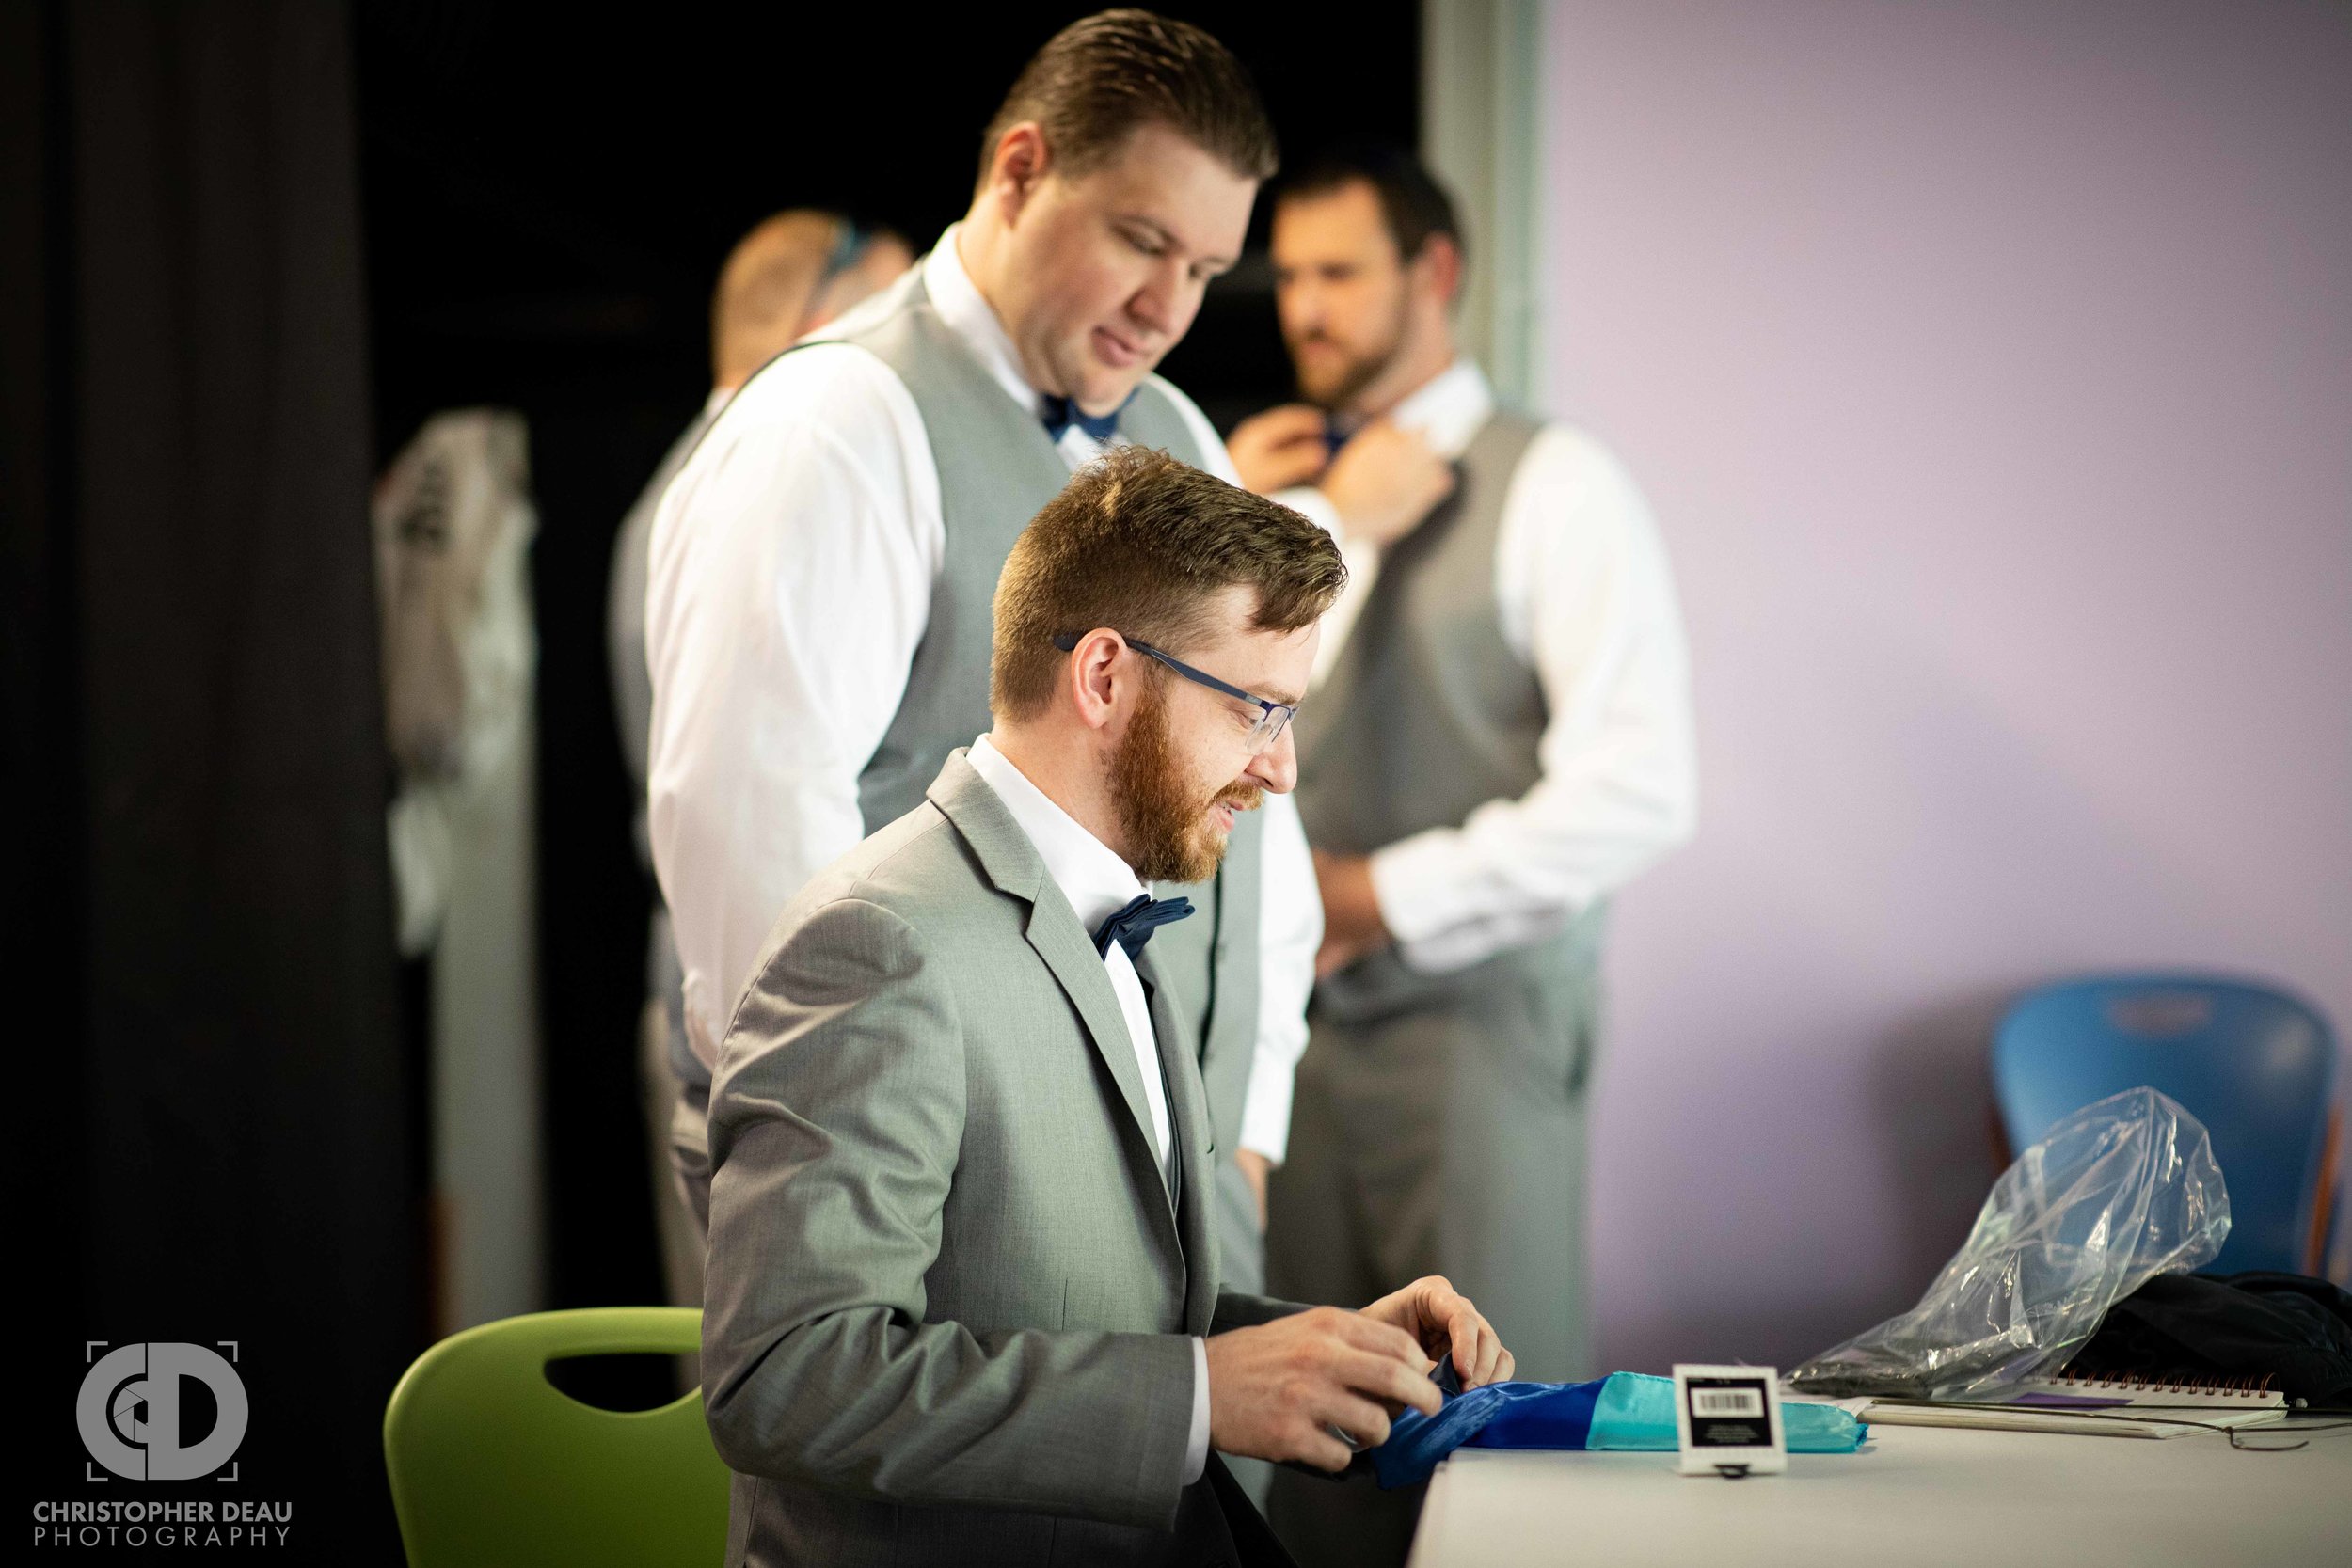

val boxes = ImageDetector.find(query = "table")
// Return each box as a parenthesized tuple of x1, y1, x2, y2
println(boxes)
(1407, 1418, 2352, 1567)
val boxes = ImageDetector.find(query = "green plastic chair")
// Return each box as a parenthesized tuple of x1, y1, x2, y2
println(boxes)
(384, 1307, 731, 1568)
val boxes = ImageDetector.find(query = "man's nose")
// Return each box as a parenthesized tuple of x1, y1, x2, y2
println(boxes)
(1128, 258, 1185, 338)
(1248, 726, 1299, 795)
(1278, 280, 1324, 340)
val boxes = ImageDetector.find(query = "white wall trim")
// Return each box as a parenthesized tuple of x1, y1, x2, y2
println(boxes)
(1422, 0, 1549, 409)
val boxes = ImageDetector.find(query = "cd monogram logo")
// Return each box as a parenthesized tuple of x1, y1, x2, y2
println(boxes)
(77, 1343, 249, 1481)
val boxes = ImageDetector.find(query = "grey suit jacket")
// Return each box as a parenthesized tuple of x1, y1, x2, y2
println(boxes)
(703, 752, 1300, 1567)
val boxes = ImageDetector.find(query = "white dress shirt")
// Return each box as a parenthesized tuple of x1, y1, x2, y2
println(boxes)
(646, 227, 1319, 1157)
(1278, 359, 1698, 974)
(962, 734, 1213, 1486)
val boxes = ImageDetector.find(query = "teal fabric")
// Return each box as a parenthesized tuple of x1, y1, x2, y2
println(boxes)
(1587, 1372, 1867, 1452)
(1375, 1370, 1868, 1488)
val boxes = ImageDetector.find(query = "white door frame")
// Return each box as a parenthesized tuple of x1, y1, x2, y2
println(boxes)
(1422, 0, 1549, 409)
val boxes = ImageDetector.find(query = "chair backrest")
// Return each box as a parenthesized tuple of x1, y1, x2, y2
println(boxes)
(384, 1307, 730, 1568)
(1991, 974, 2338, 1274)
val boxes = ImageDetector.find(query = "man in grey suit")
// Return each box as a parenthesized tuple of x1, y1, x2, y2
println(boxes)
(702, 446, 1516, 1566)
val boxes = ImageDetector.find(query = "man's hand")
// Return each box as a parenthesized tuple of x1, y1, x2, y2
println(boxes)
(1313, 849, 1391, 979)
(1227, 404, 1332, 496)
(1205, 1307, 1442, 1471)
(1362, 1275, 1515, 1389)
(1235, 1148, 1272, 1231)
(1319, 420, 1455, 548)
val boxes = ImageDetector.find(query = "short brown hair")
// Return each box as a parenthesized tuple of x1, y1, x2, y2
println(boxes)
(977, 9, 1279, 192)
(1278, 141, 1465, 267)
(992, 445, 1345, 721)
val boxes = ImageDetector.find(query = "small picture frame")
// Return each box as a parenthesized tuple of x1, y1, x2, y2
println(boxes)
(1672, 1363, 1788, 1477)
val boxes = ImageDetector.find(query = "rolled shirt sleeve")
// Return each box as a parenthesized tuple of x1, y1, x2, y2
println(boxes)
(1241, 791, 1319, 1163)
(1184, 1337, 1210, 1483)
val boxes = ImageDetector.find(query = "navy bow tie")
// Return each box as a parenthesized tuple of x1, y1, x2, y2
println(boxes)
(1093, 894, 1195, 961)
(1041, 392, 1129, 445)
(1322, 413, 1356, 457)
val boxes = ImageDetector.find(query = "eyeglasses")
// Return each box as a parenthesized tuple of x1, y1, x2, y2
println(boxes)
(1052, 631, 1300, 752)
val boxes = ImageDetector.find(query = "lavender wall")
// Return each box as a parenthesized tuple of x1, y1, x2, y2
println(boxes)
(1543, 0, 2352, 1372)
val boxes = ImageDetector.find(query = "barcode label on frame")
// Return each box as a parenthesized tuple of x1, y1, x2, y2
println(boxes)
(1692, 1388, 1764, 1418)
(1674, 1364, 1788, 1476)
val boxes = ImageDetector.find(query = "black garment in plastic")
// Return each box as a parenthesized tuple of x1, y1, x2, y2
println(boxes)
(2061, 1271, 2352, 1406)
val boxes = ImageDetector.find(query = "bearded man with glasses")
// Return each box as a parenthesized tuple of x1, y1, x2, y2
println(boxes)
(700, 445, 1516, 1566)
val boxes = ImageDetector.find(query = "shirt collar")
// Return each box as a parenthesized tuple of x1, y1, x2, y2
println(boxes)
(924, 224, 1047, 419)
(965, 735, 1147, 933)
(1384, 357, 1494, 460)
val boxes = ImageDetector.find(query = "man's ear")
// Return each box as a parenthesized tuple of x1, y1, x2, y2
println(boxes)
(1065, 628, 1125, 735)
(1416, 231, 1464, 311)
(988, 122, 1052, 224)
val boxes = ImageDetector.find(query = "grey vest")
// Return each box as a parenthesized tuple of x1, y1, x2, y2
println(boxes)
(799, 261, 1264, 1152)
(1295, 410, 1607, 1026)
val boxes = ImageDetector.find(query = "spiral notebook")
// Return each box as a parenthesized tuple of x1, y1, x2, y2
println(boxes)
(1861, 1372, 2289, 1439)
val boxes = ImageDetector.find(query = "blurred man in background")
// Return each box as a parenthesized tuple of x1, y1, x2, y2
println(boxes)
(1228, 144, 1699, 1566)
(608, 209, 911, 1307)
(644, 9, 1320, 1389)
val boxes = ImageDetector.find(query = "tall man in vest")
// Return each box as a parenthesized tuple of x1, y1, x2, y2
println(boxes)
(1227, 146, 1699, 1566)
(647, 9, 1317, 1323)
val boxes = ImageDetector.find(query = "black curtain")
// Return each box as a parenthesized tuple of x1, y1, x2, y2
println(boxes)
(8, 1, 421, 1558)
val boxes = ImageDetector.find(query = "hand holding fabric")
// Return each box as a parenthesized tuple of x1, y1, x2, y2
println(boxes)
(1359, 1275, 1515, 1390)
(1205, 1307, 1442, 1471)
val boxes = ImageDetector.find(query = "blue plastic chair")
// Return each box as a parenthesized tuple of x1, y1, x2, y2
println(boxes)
(1991, 974, 2339, 1275)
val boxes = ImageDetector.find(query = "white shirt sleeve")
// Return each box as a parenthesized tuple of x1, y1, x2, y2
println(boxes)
(1161, 384, 1322, 1167)
(1184, 1337, 1211, 1483)
(645, 345, 943, 1066)
(1241, 791, 1319, 1163)
(1268, 485, 1383, 689)
(1367, 427, 1698, 974)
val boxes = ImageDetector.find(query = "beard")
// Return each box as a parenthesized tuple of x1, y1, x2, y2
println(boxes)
(1289, 294, 1409, 410)
(1108, 679, 1262, 885)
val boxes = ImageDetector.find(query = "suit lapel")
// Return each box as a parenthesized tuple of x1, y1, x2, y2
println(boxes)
(927, 753, 1173, 1222)
(1021, 902, 1164, 1190)
(1136, 946, 1219, 1335)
